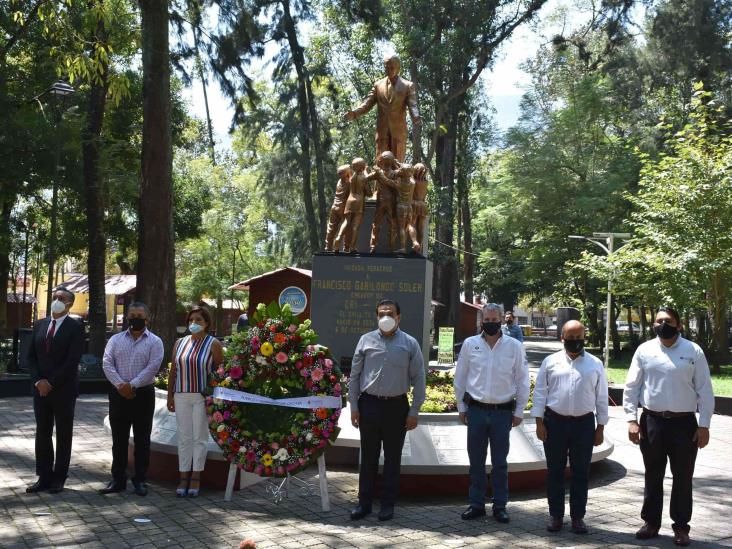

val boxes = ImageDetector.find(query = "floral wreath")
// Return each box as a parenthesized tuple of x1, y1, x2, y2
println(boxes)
(207, 302, 344, 477)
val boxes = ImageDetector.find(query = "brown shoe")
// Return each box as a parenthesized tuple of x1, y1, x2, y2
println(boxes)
(547, 516, 563, 532)
(673, 526, 690, 546)
(636, 522, 660, 540)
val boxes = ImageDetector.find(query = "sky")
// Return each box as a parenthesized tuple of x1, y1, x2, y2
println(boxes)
(180, 0, 572, 150)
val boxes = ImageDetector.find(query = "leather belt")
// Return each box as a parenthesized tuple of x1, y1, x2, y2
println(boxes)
(643, 408, 695, 419)
(361, 392, 406, 401)
(545, 407, 594, 420)
(465, 394, 514, 411)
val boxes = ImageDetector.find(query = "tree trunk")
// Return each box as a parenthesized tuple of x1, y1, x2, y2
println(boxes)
(457, 124, 473, 303)
(281, 0, 323, 250)
(586, 298, 600, 346)
(626, 306, 634, 338)
(83, 12, 110, 359)
(432, 97, 460, 331)
(0, 199, 11, 334)
(639, 305, 647, 341)
(138, 0, 176, 359)
(611, 298, 621, 359)
(193, 26, 216, 165)
(709, 271, 728, 371)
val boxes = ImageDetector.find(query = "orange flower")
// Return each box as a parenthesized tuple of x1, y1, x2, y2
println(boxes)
(315, 408, 328, 420)
(274, 333, 287, 344)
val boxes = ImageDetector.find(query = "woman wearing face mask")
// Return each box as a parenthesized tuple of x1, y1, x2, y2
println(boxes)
(166, 306, 223, 497)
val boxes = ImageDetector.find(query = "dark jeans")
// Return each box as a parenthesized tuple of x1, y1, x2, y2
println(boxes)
(33, 393, 76, 483)
(640, 411, 698, 531)
(357, 394, 409, 508)
(543, 412, 595, 519)
(108, 384, 155, 483)
(467, 406, 512, 509)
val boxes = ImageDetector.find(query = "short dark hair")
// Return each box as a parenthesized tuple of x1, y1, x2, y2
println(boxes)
(128, 301, 150, 317)
(54, 285, 75, 304)
(657, 306, 681, 325)
(376, 299, 400, 315)
(505, 310, 514, 316)
(187, 306, 213, 332)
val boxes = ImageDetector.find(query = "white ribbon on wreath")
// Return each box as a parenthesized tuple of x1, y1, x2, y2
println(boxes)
(213, 386, 343, 409)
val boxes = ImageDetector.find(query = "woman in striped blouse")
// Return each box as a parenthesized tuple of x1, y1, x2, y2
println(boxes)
(166, 306, 223, 497)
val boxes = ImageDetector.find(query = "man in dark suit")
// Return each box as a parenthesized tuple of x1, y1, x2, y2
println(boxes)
(26, 286, 84, 494)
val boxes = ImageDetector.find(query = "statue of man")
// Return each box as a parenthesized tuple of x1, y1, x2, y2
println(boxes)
(344, 55, 421, 163)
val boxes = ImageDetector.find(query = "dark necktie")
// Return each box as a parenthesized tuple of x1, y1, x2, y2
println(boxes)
(46, 319, 56, 353)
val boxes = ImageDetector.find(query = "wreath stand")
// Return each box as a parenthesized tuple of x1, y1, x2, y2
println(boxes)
(224, 453, 331, 511)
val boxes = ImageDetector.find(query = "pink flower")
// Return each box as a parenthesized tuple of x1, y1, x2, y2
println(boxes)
(275, 352, 288, 364)
(230, 366, 243, 379)
(311, 368, 324, 381)
(223, 411, 231, 420)
(300, 369, 309, 377)
(295, 360, 303, 370)
(213, 411, 224, 423)
(288, 324, 297, 333)
(322, 430, 330, 438)
(246, 451, 256, 462)
(216, 367, 225, 377)
(270, 442, 279, 450)
(324, 358, 333, 368)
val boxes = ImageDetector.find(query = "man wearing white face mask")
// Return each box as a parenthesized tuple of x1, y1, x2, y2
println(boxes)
(26, 286, 84, 494)
(348, 299, 426, 522)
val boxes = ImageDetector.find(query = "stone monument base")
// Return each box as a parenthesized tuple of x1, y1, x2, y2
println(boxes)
(114, 390, 614, 495)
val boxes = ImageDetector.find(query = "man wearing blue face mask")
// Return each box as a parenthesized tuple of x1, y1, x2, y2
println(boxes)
(348, 299, 426, 522)
(26, 286, 84, 494)
(454, 302, 530, 524)
(100, 302, 164, 496)
(624, 307, 714, 547)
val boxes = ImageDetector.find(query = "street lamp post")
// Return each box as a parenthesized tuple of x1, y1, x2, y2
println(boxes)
(569, 232, 630, 369)
(44, 80, 75, 317)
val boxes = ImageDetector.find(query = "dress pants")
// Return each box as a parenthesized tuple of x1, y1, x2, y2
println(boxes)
(33, 392, 76, 483)
(358, 394, 409, 508)
(467, 407, 512, 510)
(543, 412, 595, 519)
(108, 384, 155, 483)
(639, 411, 698, 531)
(174, 392, 210, 472)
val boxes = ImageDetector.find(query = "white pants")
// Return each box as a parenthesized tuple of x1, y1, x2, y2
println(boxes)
(174, 392, 209, 472)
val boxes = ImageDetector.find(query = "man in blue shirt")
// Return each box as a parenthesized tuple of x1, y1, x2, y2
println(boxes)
(502, 311, 524, 342)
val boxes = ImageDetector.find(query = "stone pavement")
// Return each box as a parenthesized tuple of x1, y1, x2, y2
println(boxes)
(1, 395, 731, 548)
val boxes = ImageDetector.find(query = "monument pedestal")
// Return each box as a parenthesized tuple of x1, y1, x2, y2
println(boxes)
(310, 253, 433, 369)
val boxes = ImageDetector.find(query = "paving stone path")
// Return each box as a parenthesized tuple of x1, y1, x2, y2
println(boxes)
(1, 393, 731, 548)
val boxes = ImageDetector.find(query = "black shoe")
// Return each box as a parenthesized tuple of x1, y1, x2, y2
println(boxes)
(571, 518, 588, 534)
(99, 480, 126, 494)
(132, 481, 148, 496)
(378, 505, 394, 521)
(547, 516, 563, 532)
(461, 506, 486, 520)
(48, 480, 65, 494)
(26, 479, 50, 494)
(493, 508, 510, 523)
(350, 504, 372, 520)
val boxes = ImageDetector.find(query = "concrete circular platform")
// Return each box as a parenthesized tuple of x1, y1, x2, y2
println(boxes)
(106, 389, 613, 495)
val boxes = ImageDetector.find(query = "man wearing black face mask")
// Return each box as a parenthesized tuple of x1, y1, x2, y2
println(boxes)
(501, 311, 524, 342)
(624, 307, 714, 546)
(100, 302, 164, 496)
(532, 320, 608, 534)
(454, 303, 530, 524)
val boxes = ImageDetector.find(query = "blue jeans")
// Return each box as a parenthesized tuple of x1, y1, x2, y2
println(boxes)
(543, 412, 595, 519)
(467, 407, 512, 509)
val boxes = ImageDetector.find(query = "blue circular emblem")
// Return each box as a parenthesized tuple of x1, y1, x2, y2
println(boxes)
(278, 286, 308, 314)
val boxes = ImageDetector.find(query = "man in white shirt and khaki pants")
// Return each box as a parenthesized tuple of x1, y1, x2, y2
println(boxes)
(624, 306, 715, 547)
(454, 303, 530, 524)
(532, 320, 608, 534)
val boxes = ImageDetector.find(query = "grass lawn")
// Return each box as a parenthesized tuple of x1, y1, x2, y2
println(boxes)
(606, 358, 732, 397)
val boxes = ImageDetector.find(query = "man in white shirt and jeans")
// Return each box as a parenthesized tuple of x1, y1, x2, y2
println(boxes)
(532, 320, 608, 534)
(454, 303, 530, 524)
(624, 307, 714, 547)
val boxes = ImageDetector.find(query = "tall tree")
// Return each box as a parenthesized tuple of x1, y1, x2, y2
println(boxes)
(137, 0, 176, 354)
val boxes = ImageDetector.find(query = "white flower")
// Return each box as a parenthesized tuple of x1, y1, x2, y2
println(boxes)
(274, 448, 289, 461)
(305, 433, 313, 441)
